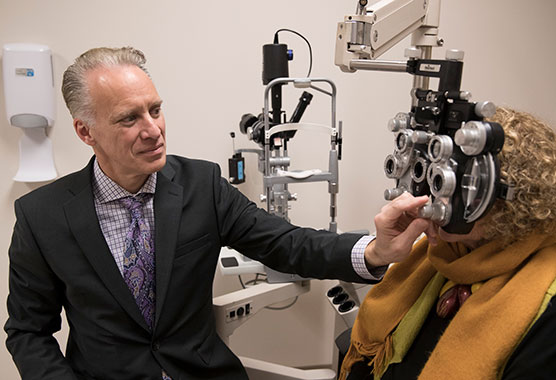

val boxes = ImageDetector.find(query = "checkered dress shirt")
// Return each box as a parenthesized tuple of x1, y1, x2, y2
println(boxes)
(352, 234, 387, 280)
(92, 159, 156, 275)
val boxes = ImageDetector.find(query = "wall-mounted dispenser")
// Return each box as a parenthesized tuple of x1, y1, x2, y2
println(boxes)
(2, 43, 57, 182)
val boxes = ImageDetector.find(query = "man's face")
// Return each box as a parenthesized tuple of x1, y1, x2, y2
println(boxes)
(80, 65, 166, 190)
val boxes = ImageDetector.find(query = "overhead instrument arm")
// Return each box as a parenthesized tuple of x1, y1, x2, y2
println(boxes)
(335, 0, 442, 73)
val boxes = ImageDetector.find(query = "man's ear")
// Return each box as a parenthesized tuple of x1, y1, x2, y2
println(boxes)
(74, 118, 95, 146)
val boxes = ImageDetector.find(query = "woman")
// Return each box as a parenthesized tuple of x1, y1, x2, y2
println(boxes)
(341, 108, 556, 380)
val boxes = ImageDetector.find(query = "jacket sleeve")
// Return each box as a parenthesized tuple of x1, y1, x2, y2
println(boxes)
(4, 199, 77, 380)
(211, 164, 367, 283)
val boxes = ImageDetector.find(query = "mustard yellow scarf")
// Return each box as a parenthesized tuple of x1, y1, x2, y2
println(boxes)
(340, 233, 556, 380)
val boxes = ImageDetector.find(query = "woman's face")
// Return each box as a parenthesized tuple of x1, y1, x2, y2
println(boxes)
(437, 222, 485, 249)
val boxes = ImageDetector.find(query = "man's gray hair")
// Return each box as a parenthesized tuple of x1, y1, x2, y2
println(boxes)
(61, 47, 150, 125)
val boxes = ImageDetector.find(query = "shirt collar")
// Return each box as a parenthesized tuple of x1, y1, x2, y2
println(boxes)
(92, 158, 157, 204)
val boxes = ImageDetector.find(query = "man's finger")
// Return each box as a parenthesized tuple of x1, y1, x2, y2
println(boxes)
(382, 194, 430, 220)
(398, 218, 430, 247)
(424, 221, 438, 245)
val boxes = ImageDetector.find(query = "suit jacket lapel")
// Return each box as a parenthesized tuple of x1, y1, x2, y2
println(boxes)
(63, 158, 151, 332)
(153, 162, 183, 327)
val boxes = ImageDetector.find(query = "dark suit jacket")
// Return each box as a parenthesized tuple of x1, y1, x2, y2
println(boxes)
(5, 155, 365, 380)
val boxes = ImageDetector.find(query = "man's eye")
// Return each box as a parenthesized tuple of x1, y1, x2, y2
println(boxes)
(150, 107, 161, 118)
(120, 115, 136, 125)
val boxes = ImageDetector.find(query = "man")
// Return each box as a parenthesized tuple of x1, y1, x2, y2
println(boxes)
(5, 47, 435, 379)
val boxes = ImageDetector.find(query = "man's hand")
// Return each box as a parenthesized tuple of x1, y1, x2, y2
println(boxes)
(365, 193, 437, 267)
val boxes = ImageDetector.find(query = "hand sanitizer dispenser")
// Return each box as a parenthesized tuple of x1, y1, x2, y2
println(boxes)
(3, 43, 57, 182)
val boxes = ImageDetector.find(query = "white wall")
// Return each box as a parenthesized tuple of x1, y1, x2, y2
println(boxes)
(0, 0, 555, 377)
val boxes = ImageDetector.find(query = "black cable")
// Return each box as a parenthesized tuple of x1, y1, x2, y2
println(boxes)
(238, 273, 268, 288)
(237, 273, 298, 310)
(244, 274, 264, 286)
(273, 29, 313, 78)
(265, 296, 299, 310)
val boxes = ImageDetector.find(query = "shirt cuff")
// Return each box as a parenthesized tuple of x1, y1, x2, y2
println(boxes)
(351, 235, 387, 281)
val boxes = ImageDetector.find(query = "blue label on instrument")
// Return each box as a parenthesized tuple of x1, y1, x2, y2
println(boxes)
(238, 161, 244, 180)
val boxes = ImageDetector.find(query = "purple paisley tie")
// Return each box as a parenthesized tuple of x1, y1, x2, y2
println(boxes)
(120, 195, 156, 330)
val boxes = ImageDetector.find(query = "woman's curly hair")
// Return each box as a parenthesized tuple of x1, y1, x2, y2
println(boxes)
(481, 107, 556, 243)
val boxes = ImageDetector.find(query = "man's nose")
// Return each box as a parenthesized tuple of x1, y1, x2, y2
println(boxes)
(140, 115, 162, 139)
